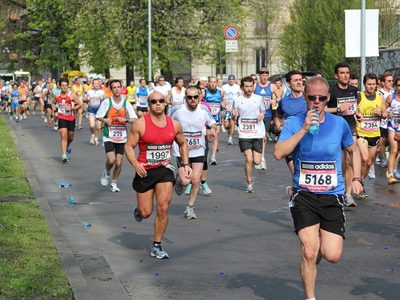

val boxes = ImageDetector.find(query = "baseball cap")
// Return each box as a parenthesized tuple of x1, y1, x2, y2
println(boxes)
(199, 76, 208, 81)
(259, 67, 269, 74)
(228, 74, 235, 79)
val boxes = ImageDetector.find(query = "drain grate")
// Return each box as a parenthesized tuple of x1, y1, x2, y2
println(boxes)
(0, 197, 34, 203)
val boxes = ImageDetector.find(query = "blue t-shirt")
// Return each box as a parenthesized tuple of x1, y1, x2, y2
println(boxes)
(276, 94, 307, 120)
(254, 82, 273, 117)
(279, 112, 353, 195)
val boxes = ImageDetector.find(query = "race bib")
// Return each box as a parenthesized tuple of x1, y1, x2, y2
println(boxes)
(146, 144, 172, 166)
(298, 161, 338, 192)
(184, 131, 202, 150)
(337, 97, 356, 116)
(90, 97, 101, 107)
(262, 96, 271, 110)
(109, 125, 127, 142)
(138, 96, 147, 105)
(12, 97, 18, 103)
(239, 118, 258, 134)
(391, 114, 400, 128)
(59, 103, 72, 115)
(226, 101, 234, 111)
(361, 116, 380, 132)
(210, 104, 220, 115)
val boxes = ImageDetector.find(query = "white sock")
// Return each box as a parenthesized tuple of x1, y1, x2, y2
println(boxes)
(306, 298, 316, 300)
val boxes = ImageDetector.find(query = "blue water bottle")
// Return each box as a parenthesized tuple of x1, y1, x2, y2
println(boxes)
(69, 197, 75, 205)
(309, 107, 319, 135)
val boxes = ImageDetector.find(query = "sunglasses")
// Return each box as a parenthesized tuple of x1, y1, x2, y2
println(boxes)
(186, 95, 199, 100)
(259, 71, 269, 75)
(149, 98, 165, 104)
(307, 95, 328, 101)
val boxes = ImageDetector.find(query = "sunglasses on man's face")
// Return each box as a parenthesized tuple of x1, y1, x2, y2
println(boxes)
(149, 98, 165, 104)
(306, 95, 328, 102)
(186, 95, 199, 100)
(259, 71, 269, 75)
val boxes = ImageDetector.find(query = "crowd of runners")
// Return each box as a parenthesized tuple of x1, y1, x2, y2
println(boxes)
(1, 62, 399, 300)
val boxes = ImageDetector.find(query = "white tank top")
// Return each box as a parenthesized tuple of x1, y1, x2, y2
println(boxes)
(171, 87, 185, 106)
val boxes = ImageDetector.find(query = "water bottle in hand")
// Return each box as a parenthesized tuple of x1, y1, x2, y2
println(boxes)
(309, 107, 319, 135)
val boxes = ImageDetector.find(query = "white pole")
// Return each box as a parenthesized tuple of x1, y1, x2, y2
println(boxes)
(360, 0, 366, 90)
(148, 0, 152, 82)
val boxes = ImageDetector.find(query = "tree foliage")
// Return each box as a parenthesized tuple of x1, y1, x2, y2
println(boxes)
(278, 0, 399, 78)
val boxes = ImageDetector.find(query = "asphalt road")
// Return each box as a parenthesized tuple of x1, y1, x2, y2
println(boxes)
(5, 109, 400, 300)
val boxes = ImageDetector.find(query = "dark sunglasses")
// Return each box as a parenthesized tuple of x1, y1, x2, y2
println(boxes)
(259, 71, 269, 75)
(186, 95, 199, 100)
(149, 98, 165, 104)
(307, 95, 328, 101)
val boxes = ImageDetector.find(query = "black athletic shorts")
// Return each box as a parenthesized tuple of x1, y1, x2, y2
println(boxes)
(238, 138, 263, 153)
(45, 103, 52, 109)
(34, 96, 40, 101)
(104, 141, 125, 155)
(58, 119, 76, 132)
(290, 189, 345, 239)
(358, 136, 380, 147)
(176, 156, 204, 168)
(380, 127, 388, 138)
(132, 166, 175, 193)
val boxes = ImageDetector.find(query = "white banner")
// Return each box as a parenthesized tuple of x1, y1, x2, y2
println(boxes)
(345, 9, 379, 57)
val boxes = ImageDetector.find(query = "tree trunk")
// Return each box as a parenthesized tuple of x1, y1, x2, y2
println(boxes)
(126, 64, 134, 86)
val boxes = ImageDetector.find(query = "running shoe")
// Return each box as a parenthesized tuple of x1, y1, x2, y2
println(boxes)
(151, 244, 169, 259)
(254, 163, 261, 170)
(367, 165, 375, 179)
(221, 126, 226, 133)
(133, 206, 143, 222)
(394, 171, 400, 181)
(44, 118, 47, 123)
(67, 145, 72, 154)
(344, 194, 357, 207)
(184, 206, 197, 219)
(54, 123, 58, 130)
(49, 123, 52, 129)
(174, 174, 184, 196)
(185, 184, 192, 195)
(210, 155, 217, 165)
(9, 114, 13, 120)
(61, 154, 68, 163)
(267, 134, 273, 142)
(90, 136, 95, 145)
(228, 136, 233, 145)
(246, 183, 254, 193)
(78, 125, 83, 130)
(100, 170, 110, 186)
(388, 174, 397, 185)
(200, 182, 212, 195)
(110, 183, 120, 192)
(358, 189, 368, 198)
(41, 112, 45, 118)
(95, 139, 100, 146)
(23, 113, 27, 119)
(260, 158, 267, 170)
(381, 159, 388, 168)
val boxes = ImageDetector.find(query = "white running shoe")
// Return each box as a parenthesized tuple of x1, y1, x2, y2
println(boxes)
(260, 158, 267, 170)
(44, 118, 47, 123)
(100, 170, 110, 186)
(184, 206, 197, 219)
(246, 183, 254, 193)
(23, 113, 27, 119)
(110, 182, 120, 192)
(90, 136, 95, 145)
(367, 165, 375, 179)
(228, 136, 233, 145)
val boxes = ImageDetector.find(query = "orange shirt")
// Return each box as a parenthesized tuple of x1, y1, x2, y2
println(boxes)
(18, 87, 27, 101)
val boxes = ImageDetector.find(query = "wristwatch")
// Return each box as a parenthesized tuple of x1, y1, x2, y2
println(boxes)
(337, 106, 341, 113)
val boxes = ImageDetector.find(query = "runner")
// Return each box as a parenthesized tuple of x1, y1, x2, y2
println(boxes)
(125, 91, 192, 259)
(274, 76, 362, 300)
(41, 83, 54, 128)
(51, 78, 82, 163)
(221, 74, 241, 145)
(166, 77, 186, 108)
(232, 76, 265, 193)
(86, 79, 106, 145)
(325, 62, 361, 207)
(9, 83, 20, 121)
(71, 77, 84, 129)
(203, 76, 226, 165)
(170, 86, 217, 219)
(18, 81, 29, 119)
(96, 79, 137, 192)
(32, 81, 43, 115)
(83, 78, 92, 118)
(253, 67, 280, 170)
(356, 73, 386, 195)
(134, 78, 150, 118)
(126, 80, 137, 108)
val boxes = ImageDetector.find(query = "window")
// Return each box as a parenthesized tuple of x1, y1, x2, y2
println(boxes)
(255, 49, 267, 73)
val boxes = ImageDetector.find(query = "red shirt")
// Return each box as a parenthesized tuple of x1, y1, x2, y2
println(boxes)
(138, 114, 176, 170)
(57, 92, 75, 121)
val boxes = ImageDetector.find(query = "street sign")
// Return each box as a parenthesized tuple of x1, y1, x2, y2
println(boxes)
(224, 25, 239, 40)
(225, 40, 238, 53)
